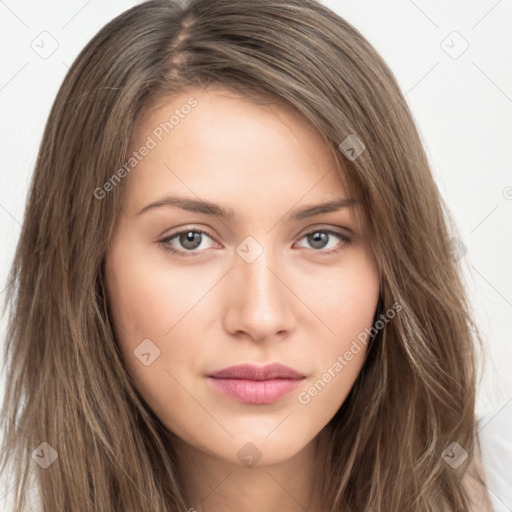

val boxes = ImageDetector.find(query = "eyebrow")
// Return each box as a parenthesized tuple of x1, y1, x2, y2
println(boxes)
(136, 195, 358, 221)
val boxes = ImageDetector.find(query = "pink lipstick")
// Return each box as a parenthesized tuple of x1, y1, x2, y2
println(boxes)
(207, 363, 305, 405)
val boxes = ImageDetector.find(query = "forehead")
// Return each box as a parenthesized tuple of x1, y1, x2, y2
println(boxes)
(123, 86, 355, 218)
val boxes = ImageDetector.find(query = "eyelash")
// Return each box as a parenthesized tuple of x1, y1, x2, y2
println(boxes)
(158, 226, 352, 258)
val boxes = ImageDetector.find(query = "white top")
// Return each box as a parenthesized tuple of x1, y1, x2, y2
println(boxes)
(477, 399, 512, 511)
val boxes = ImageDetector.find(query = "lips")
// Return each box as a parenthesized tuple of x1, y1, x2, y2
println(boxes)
(207, 363, 305, 405)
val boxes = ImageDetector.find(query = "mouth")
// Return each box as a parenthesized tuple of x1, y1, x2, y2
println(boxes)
(206, 363, 305, 405)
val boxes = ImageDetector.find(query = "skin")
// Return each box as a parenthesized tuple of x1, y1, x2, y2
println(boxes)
(104, 86, 381, 511)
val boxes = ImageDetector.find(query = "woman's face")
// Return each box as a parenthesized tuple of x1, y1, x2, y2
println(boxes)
(105, 86, 380, 468)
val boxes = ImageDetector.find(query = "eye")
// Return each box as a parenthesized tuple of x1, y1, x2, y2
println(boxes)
(158, 226, 352, 257)
(295, 228, 351, 255)
(159, 228, 217, 256)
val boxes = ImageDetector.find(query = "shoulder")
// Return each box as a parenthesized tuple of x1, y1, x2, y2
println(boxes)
(475, 399, 512, 511)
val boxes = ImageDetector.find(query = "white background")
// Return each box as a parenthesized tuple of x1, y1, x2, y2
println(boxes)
(0, 1, 511, 505)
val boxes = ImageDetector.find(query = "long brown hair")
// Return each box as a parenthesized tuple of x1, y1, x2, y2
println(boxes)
(1, 0, 490, 510)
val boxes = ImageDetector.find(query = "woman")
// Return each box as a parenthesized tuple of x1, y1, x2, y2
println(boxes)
(0, 0, 496, 510)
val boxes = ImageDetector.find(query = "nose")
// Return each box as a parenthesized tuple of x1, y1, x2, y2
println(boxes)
(223, 245, 296, 343)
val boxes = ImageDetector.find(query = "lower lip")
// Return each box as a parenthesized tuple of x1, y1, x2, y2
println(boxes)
(207, 377, 302, 405)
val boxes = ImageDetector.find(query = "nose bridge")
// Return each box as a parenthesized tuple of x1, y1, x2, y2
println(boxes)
(239, 242, 281, 309)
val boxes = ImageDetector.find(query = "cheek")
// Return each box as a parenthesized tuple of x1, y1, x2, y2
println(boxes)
(104, 243, 203, 425)
(106, 242, 209, 343)
(303, 252, 380, 414)
(320, 248, 380, 348)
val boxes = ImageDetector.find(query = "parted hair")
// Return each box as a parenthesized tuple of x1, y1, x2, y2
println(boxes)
(1, 0, 489, 510)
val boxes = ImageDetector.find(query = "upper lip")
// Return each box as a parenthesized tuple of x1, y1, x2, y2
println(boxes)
(208, 363, 305, 380)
